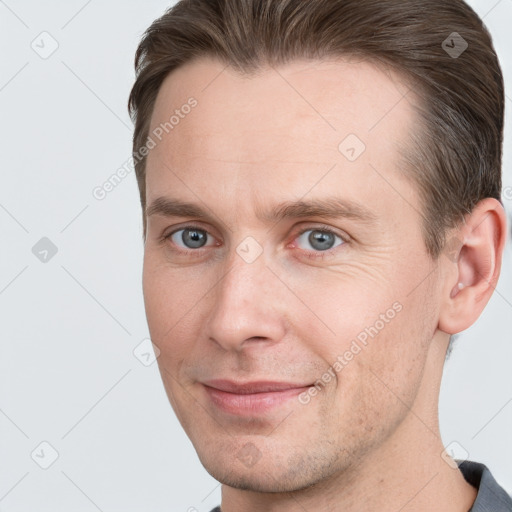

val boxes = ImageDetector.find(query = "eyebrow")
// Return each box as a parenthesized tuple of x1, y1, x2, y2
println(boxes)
(146, 196, 378, 225)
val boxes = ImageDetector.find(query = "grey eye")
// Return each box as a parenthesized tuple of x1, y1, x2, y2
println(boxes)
(171, 228, 210, 249)
(296, 230, 343, 252)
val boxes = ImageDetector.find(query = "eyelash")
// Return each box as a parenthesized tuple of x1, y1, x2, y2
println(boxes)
(162, 224, 347, 260)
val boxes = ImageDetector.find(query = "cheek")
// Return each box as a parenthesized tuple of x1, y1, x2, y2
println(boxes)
(143, 263, 197, 410)
(324, 305, 430, 453)
(348, 293, 434, 410)
(287, 271, 402, 358)
(142, 260, 169, 340)
(302, 267, 432, 402)
(142, 253, 200, 355)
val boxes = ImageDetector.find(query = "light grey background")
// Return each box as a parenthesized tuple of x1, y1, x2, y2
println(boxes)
(0, 1, 511, 511)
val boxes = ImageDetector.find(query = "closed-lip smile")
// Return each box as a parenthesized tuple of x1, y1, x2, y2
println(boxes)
(201, 379, 312, 415)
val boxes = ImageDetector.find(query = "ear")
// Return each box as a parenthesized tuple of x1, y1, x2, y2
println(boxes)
(438, 198, 508, 335)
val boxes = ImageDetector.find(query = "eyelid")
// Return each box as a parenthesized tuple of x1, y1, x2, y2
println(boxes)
(162, 222, 217, 241)
(295, 224, 348, 241)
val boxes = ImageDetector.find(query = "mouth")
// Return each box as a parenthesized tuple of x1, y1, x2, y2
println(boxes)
(201, 379, 313, 416)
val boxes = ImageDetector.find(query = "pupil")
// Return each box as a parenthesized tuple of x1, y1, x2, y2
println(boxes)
(309, 231, 334, 251)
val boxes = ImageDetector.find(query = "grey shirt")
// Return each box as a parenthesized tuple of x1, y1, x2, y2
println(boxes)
(209, 460, 512, 511)
(459, 460, 512, 511)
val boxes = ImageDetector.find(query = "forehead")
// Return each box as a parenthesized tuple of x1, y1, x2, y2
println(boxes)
(149, 56, 415, 138)
(145, 56, 419, 220)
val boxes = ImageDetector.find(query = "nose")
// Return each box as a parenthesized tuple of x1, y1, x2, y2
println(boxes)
(204, 244, 287, 352)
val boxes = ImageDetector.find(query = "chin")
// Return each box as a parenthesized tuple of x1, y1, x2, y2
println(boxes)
(202, 462, 308, 493)
(194, 435, 344, 494)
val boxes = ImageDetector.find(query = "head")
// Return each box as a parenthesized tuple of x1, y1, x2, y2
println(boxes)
(128, 0, 507, 494)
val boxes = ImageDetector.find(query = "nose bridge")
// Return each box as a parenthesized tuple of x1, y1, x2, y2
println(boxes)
(205, 240, 285, 350)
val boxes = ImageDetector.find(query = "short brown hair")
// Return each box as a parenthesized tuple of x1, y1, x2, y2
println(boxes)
(128, 0, 504, 259)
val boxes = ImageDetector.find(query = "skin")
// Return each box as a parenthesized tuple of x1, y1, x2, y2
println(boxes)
(142, 57, 507, 512)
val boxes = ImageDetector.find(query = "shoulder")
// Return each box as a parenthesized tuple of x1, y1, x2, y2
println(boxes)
(459, 460, 512, 511)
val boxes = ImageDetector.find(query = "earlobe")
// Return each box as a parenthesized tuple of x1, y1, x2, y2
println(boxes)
(438, 198, 507, 335)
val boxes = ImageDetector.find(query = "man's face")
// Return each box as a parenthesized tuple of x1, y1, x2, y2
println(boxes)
(143, 57, 444, 491)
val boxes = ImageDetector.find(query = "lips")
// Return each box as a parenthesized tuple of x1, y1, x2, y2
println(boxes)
(201, 379, 312, 415)
(203, 379, 310, 394)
